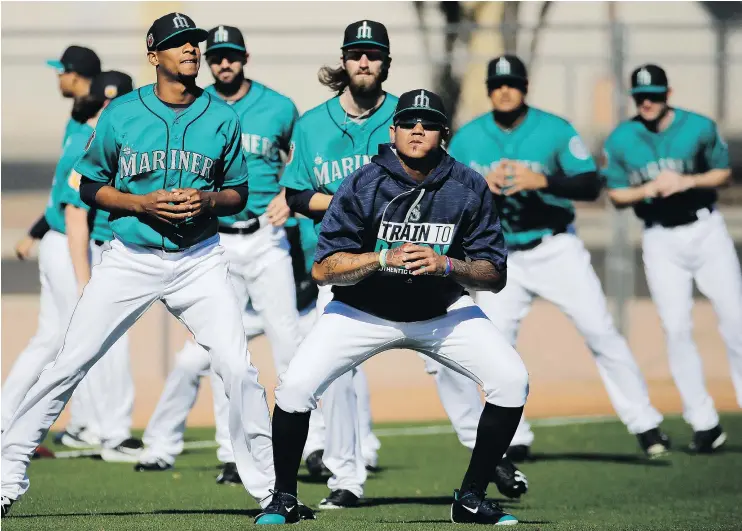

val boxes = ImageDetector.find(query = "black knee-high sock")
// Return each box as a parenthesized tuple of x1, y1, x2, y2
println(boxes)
(272, 406, 311, 496)
(460, 402, 524, 494)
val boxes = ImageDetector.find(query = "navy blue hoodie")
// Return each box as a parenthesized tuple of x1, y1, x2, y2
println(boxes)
(315, 143, 508, 322)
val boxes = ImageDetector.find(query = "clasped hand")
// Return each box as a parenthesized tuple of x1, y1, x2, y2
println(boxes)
(138, 188, 214, 225)
(484, 160, 547, 195)
(384, 243, 447, 276)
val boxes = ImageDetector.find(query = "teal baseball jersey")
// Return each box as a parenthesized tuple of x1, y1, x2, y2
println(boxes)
(62, 117, 85, 148)
(206, 81, 299, 223)
(449, 106, 595, 247)
(74, 84, 249, 250)
(280, 93, 398, 236)
(58, 124, 114, 242)
(602, 108, 728, 224)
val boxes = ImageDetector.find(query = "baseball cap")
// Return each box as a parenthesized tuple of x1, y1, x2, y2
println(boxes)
(630, 64, 669, 94)
(90, 71, 134, 101)
(487, 55, 528, 86)
(205, 25, 247, 54)
(146, 12, 208, 52)
(393, 89, 447, 125)
(46, 46, 101, 78)
(341, 20, 390, 51)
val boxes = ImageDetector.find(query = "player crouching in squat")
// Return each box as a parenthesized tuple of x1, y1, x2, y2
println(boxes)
(256, 89, 528, 526)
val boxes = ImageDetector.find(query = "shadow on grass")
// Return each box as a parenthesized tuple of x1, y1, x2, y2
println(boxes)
(385, 519, 551, 525)
(358, 496, 518, 508)
(676, 444, 742, 456)
(11, 508, 262, 519)
(527, 452, 671, 466)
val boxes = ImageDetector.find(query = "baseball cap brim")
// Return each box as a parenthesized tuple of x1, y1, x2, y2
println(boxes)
(341, 40, 389, 50)
(205, 42, 247, 54)
(393, 107, 447, 124)
(487, 74, 527, 83)
(630, 85, 668, 94)
(46, 59, 65, 73)
(156, 27, 209, 50)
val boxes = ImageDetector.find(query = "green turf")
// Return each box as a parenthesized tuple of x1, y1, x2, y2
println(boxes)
(4, 413, 742, 530)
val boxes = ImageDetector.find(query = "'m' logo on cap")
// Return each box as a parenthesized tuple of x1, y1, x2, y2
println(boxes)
(357, 21, 372, 39)
(214, 25, 229, 43)
(172, 13, 190, 30)
(495, 58, 511, 76)
(413, 90, 430, 108)
(637, 68, 652, 86)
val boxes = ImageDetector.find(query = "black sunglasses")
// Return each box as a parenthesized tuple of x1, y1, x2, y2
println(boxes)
(632, 92, 667, 104)
(206, 50, 245, 65)
(395, 119, 445, 131)
(343, 49, 387, 62)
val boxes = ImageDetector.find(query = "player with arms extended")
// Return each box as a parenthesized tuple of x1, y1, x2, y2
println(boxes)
(135, 24, 303, 483)
(603, 64, 742, 452)
(256, 89, 528, 526)
(449, 55, 669, 461)
(1, 13, 275, 518)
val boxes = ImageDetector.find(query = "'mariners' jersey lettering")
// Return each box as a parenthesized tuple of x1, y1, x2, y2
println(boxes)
(120, 150, 215, 179)
(313, 155, 371, 186)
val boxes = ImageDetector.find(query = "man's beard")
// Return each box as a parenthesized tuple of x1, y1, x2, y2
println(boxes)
(214, 70, 245, 97)
(71, 96, 104, 123)
(348, 73, 381, 98)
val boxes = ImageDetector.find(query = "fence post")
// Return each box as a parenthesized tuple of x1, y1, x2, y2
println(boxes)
(605, 20, 634, 336)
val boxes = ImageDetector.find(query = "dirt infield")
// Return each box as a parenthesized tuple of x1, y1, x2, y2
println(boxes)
(2, 294, 738, 431)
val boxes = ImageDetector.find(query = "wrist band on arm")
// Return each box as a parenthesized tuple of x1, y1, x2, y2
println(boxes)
(379, 248, 388, 268)
(443, 256, 452, 277)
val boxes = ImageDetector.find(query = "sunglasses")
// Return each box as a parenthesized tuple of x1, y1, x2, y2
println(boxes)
(343, 49, 387, 62)
(206, 50, 244, 65)
(395, 119, 445, 131)
(632, 92, 667, 104)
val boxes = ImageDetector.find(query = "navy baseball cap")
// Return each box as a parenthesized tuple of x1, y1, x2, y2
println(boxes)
(342, 20, 389, 51)
(46, 46, 101, 78)
(630, 64, 669, 94)
(146, 12, 208, 52)
(205, 25, 247, 54)
(90, 71, 134, 101)
(393, 89, 447, 125)
(487, 55, 528, 87)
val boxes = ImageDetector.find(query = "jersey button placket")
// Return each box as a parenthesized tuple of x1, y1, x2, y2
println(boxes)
(168, 120, 183, 189)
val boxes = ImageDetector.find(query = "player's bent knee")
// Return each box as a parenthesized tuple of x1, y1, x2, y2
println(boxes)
(173, 341, 210, 376)
(274, 370, 320, 414)
(483, 358, 529, 408)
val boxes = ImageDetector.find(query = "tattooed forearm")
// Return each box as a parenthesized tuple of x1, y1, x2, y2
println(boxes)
(312, 252, 381, 286)
(449, 258, 506, 292)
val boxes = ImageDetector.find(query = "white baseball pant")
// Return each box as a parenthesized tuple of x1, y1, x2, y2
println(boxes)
(477, 232, 663, 446)
(276, 295, 530, 498)
(1, 232, 134, 449)
(0, 236, 274, 505)
(140, 304, 317, 467)
(643, 209, 742, 431)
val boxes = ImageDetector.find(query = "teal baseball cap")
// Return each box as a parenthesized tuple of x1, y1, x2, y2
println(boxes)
(630, 64, 669, 94)
(341, 20, 390, 51)
(46, 45, 101, 78)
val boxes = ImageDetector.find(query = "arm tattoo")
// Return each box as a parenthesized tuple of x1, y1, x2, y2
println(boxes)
(449, 258, 505, 291)
(317, 252, 380, 286)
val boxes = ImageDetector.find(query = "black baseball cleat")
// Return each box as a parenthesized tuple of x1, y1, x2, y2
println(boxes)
(506, 444, 532, 463)
(216, 462, 241, 485)
(689, 425, 727, 454)
(1, 496, 14, 518)
(637, 428, 671, 458)
(255, 491, 313, 525)
(492, 455, 528, 499)
(450, 489, 518, 525)
(318, 489, 359, 509)
(134, 457, 173, 472)
(305, 449, 330, 478)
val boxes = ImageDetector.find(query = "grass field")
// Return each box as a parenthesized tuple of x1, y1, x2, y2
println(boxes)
(3, 413, 742, 530)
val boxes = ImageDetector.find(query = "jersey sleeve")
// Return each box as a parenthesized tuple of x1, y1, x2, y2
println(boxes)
(556, 122, 597, 176)
(73, 107, 119, 183)
(601, 132, 631, 189)
(702, 120, 729, 170)
(279, 120, 315, 192)
(58, 136, 89, 209)
(220, 115, 249, 188)
(461, 191, 507, 272)
(277, 102, 300, 155)
(314, 175, 367, 262)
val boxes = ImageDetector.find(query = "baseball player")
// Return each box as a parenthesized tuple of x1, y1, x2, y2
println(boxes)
(281, 21, 527, 507)
(1, 13, 275, 517)
(135, 218, 320, 483)
(134, 24, 303, 481)
(4, 45, 105, 448)
(603, 64, 741, 453)
(448, 55, 669, 461)
(256, 89, 527, 526)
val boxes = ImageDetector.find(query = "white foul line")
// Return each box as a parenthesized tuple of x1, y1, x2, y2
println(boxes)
(50, 414, 619, 459)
